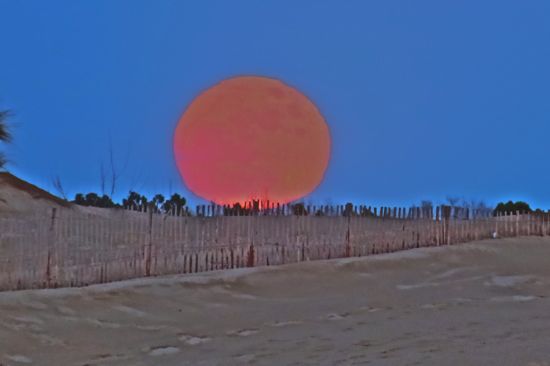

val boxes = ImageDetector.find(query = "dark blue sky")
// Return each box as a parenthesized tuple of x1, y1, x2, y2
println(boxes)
(1, 1, 549, 208)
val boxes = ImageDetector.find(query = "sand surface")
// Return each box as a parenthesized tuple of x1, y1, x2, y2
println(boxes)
(1, 237, 550, 365)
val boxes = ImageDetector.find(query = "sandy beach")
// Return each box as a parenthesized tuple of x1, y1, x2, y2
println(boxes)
(1, 237, 550, 365)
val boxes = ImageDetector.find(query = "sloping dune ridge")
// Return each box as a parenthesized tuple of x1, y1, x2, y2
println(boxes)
(0, 172, 106, 217)
(1, 237, 550, 365)
(0, 173, 70, 214)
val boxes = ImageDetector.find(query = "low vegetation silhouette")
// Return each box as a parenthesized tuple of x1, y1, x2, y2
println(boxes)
(73, 191, 188, 214)
(494, 201, 533, 215)
(68, 191, 550, 218)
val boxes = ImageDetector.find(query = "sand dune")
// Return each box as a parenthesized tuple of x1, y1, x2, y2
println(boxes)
(1, 237, 550, 365)
(0, 172, 111, 217)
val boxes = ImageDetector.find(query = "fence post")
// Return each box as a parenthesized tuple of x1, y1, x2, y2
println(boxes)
(442, 205, 451, 245)
(46, 207, 57, 288)
(345, 215, 351, 257)
(145, 204, 153, 276)
(247, 243, 255, 267)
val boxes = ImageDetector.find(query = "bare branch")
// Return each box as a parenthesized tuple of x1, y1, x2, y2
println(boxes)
(420, 200, 433, 209)
(0, 154, 7, 170)
(52, 175, 67, 200)
(0, 110, 12, 143)
(109, 140, 118, 197)
(446, 196, 461, 207)
(99, 162, 106, 196)
(0, 109, 12, 169)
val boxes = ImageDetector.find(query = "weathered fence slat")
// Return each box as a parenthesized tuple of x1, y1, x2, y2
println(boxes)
(0, 206, 543, 291)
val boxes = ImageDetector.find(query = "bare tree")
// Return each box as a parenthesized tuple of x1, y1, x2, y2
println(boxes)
(475, 200, 492, 211)
(420, 200, 433, 209)
(106, 137, 131, 197)
(109, 141, 118, 197)
(99, 162, 106, 196)
(0, 109, 12, 169)
(446, 196, 461, 207)
(463, 199, 493, 218)
(52, 175, 67, 200)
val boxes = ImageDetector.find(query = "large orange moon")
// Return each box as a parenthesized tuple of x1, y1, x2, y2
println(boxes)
(173, 76, 331, 205)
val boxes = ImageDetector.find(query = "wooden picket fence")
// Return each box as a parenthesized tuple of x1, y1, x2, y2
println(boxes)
(0, 205, 547, 291)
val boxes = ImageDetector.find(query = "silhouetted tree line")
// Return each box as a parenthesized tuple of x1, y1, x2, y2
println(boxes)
(219, 201, 377, 217)
(494, 200, 531, 214)
(222, 200, 262, 216)
(71, 190, 549, 218)
(493, 201, 549, 215)
(73, 193, 118, 208)
(494, 200, 538, 215)
(73, 191, 188, 214)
